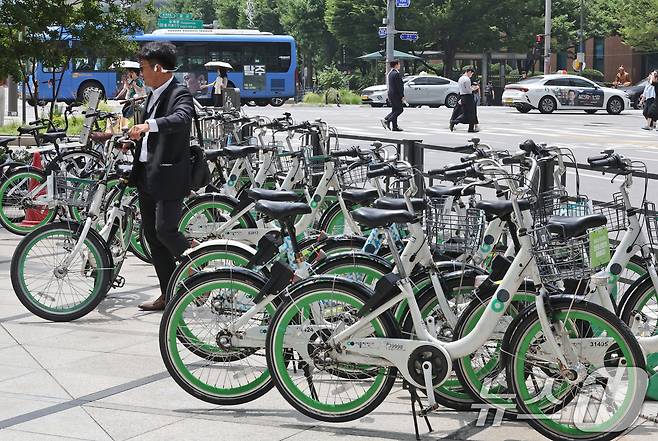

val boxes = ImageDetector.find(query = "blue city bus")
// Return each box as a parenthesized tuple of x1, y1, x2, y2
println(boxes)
(35, 29, 297, 106)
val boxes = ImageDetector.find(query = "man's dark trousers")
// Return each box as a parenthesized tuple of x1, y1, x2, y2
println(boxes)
(385, 99, 404, 130)
(136, 168, 188, 297)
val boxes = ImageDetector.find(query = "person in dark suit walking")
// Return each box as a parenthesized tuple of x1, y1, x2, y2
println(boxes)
(127, 41, 194, 311)
(381, 60, 405, 132)
(450, 67, 479, 133)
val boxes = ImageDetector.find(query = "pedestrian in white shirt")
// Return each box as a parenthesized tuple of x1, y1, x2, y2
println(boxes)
(641, 71, 657, 130)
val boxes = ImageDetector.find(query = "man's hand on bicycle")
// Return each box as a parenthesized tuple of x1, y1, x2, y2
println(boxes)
(128, 123, 149, 140)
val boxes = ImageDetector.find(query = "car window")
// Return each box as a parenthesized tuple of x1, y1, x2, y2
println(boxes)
(410, 77, 430, 85)
(425, 77, 449, 85)
(570, 78, 595, 88)
(545, 78, 571, 87)
(519, 76, 544, 83)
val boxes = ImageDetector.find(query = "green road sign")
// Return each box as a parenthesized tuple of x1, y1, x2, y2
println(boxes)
(157, 18, 203, 29)
(159, 12, 193, 19)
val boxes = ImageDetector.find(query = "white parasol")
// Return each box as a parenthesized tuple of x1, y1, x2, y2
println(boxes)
(204, 61, 233, 70)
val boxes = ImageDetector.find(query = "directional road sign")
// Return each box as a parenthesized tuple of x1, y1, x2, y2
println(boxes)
(396, 0, 411, 7)
(158, 12, 193, 19)
(157, 18, 203, 29)
(400, 32, 418, 41)
(378, 27, 387, 38)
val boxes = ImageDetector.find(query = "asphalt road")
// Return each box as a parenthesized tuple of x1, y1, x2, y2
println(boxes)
(245, 104, 658, 205)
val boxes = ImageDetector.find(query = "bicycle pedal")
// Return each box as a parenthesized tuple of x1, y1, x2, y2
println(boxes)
(417, 403, 440, 417)
(112, 275, 125, 289)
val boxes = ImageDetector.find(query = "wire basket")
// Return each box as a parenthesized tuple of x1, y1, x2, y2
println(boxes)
(337, 159, 371, 189)
(425, 202, 485, 254)
(302, 146, 329, 180)
(45, 171, 97, 208)
(532, 226, 603, 283)
(533, 189, 591, 224)
(644, 201, 658, 244)
(592, 193, 628, 232)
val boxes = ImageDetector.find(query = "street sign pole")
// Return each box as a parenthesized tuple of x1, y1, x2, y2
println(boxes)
(385, 0, 395, 76)
(543, 0, 552, 75)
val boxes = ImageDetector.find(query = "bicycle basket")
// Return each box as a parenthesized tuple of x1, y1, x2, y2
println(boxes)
(425, 201, 485, 254)
(337, 159, 371, 189)
(302, 147, 329, 180)
(532, 225, 606, 283)
(533, 189, 591, 224)
(45, 171, 97, 208)
(592, 193, 628, 232)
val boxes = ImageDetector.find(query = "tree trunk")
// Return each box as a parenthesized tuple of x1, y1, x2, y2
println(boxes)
(443, 48, 456, 79)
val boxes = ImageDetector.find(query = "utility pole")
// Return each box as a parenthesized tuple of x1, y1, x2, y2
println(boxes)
(246, 0, 255, 29)
(578, 0, 585, 71)
(543, 0, 552, 74)
(385, 0, 395, 76)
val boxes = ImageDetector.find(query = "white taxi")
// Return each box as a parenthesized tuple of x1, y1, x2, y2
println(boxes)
(502, 74, 631, 114)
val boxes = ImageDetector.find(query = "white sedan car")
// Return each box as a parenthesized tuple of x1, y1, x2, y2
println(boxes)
(361, 75, 460, 108)
(502, 74, 631, 114)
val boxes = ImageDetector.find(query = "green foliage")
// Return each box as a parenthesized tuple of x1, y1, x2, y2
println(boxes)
(617, 0, 658, 50)
(316, 65, 349, 90)
(0, 0, 150, 119)
(302, 89, 361, 105)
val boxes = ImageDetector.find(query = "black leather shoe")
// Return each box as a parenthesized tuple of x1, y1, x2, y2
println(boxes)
(380, 119, 390, 130)
(449, 122, 455, 132)
(392, 127, 403, 132)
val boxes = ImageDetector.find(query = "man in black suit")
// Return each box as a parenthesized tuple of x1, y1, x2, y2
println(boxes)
(381, 60, 405, 132)
(128, 41, 194, 311)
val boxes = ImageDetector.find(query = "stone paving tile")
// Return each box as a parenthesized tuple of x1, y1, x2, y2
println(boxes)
(0, 429, 94, 441)
(0, 369, 73, 401)
(81, 406, 183, 441)
(10, 406, 113, 441)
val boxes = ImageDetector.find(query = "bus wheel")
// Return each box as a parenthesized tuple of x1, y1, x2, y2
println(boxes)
(270, 97, 286, 107)
(77, 82, 104, 103)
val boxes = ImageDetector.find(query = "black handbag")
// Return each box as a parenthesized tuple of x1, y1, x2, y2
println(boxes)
(190, 113, 211, 191)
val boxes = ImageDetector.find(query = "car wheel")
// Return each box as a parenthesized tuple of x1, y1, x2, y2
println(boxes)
(606, 96, 624, 115)
(370, 103, 384, 108)
(538, 96, 557, 114)
(516, 105, 532, 113)
(270, 97, 286, 107)
(77, 81, 104, 103)
(584, 109, 598, 114)
(445, 93, 459, 108)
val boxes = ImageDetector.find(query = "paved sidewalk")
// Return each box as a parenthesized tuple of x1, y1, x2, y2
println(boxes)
(0, 228, 657, 441)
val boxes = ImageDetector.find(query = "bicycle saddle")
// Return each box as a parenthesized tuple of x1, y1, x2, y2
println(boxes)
(351, 207, 414, 228)
(223, 145, 258, 159)
(426, 185, 476, 198)
(0, 136, 17, 148)
(248, 188, 301, 202)
(546, 214, 607, 239)
(374, 196, 427, 212)
(41, 131, 67, 143)
(255, 200, 311, 220)
(204, 149, 224, 161)
(90, 132, 113, 143)
(341, 188, 379, 204)
(17, 125, 45, 135)
(475, 199, 532, 220)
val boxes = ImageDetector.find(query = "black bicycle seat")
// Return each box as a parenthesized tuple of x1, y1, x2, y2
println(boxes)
(255, 200, 311, 220)
(41, 131, 67, 143)
(204, 149, 224, 161)
(374, 196, 427, 212)
(223, 145, 258, 159)
(342, 188, 379, 204)
(351, 207, 414, 228)
(546, 214, 607, 239)
(248, 188, 301, 202)
(0, 136, 17, 148)
(426, 185, 476, 198)
(475, 199, 532, 220)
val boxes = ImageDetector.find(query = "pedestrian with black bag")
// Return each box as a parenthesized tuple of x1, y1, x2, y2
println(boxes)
(450, 67, 479, 133)
(127, 41, 198, 311)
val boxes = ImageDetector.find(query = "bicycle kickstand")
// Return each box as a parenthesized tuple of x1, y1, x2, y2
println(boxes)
(404, 380, 433, 441)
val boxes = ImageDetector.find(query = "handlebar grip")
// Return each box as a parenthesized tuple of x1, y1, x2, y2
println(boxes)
(443, 161, 474, 172)
(443, 167, 480, 180)
(587, 154, 610, 164)
(502, 151, 528, 165)
(330, 147, 360, 158)
(588, 155, 622, 169)
(367, 163, 397, 178)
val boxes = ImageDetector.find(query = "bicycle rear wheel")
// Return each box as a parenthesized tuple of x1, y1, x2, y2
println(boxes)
(10, 221, 113, 321)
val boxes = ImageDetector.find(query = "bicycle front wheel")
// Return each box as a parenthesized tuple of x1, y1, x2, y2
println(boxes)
(0, 168, 56, 235)
(266, 277, 398, 422)
(506, 299, 646, 441)
(10, 222, 113, 321)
